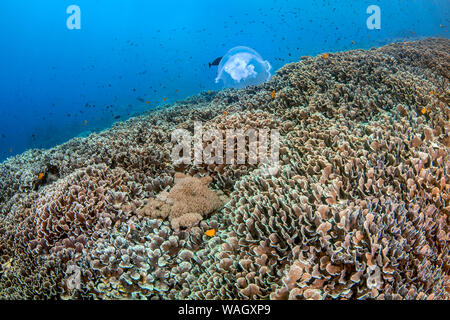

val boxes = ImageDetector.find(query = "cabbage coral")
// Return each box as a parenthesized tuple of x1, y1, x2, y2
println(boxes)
(0, 38, 448, 300)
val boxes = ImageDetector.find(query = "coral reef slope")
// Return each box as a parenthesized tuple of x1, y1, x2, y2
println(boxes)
(0, 38, 448, 300)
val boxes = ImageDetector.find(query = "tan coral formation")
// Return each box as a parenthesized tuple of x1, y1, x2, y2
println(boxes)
(0, 38, 448, 299)
(137, 173, 226, 230)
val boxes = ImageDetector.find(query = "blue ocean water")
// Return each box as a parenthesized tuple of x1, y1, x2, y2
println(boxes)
(0, 0, 448, 162)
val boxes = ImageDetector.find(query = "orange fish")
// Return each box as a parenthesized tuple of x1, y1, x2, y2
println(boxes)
(205, 228, 216, 237)
(271, 90, 276, 99)
(323, 53, 329, 59)
(38, 172, 44, 180)
(163, 97, 167, 102)
(429, 90, 434, 95)
(224, 111, 228, 116)
(145, 101, 150, 104)
(83, 120, 87, 126)
(421, 107, 427, 114)
(208, 90, 211, 94)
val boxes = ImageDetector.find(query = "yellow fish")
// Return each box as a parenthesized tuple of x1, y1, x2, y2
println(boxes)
(205, 228, 216, 237)
(38, 172, 44, 180)
(323, 53, 329, 59)
(421, 107, 427, 115)
(271, 90, 276, 99)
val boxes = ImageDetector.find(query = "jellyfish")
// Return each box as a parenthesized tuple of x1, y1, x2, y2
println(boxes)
(215, 46, 272, 89)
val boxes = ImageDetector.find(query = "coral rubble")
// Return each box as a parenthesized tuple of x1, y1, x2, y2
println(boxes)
(0, 38, 448, 300)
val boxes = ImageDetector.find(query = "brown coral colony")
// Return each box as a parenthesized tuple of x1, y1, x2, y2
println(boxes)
(137, 173, 226, 230)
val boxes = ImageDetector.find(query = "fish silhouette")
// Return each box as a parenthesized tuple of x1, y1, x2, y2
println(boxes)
(208, 56, 222, 68)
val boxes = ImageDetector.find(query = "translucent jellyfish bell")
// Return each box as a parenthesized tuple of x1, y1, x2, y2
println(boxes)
(215, 46, 272, 89)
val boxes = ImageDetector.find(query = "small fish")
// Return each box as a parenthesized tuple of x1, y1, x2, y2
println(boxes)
(9, 148, 12, 153)
(224, 111, 228, 116)
(163, 97, 167, 102)
(208, 90, 211, 94)
(145, 101, 151, 104)
(323, 53, 329, 59)
(38, 173, 44, 180)
(351, 41, 356, 44)
(208, 56, 222, 68)
(271, 90, 276, 99)
(429, 90, 434, 95)
(114, 115, 121, 119)
(421, 107, 427, 114)
(83, 120, 87, 126)
(205, 228, 216, 237)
